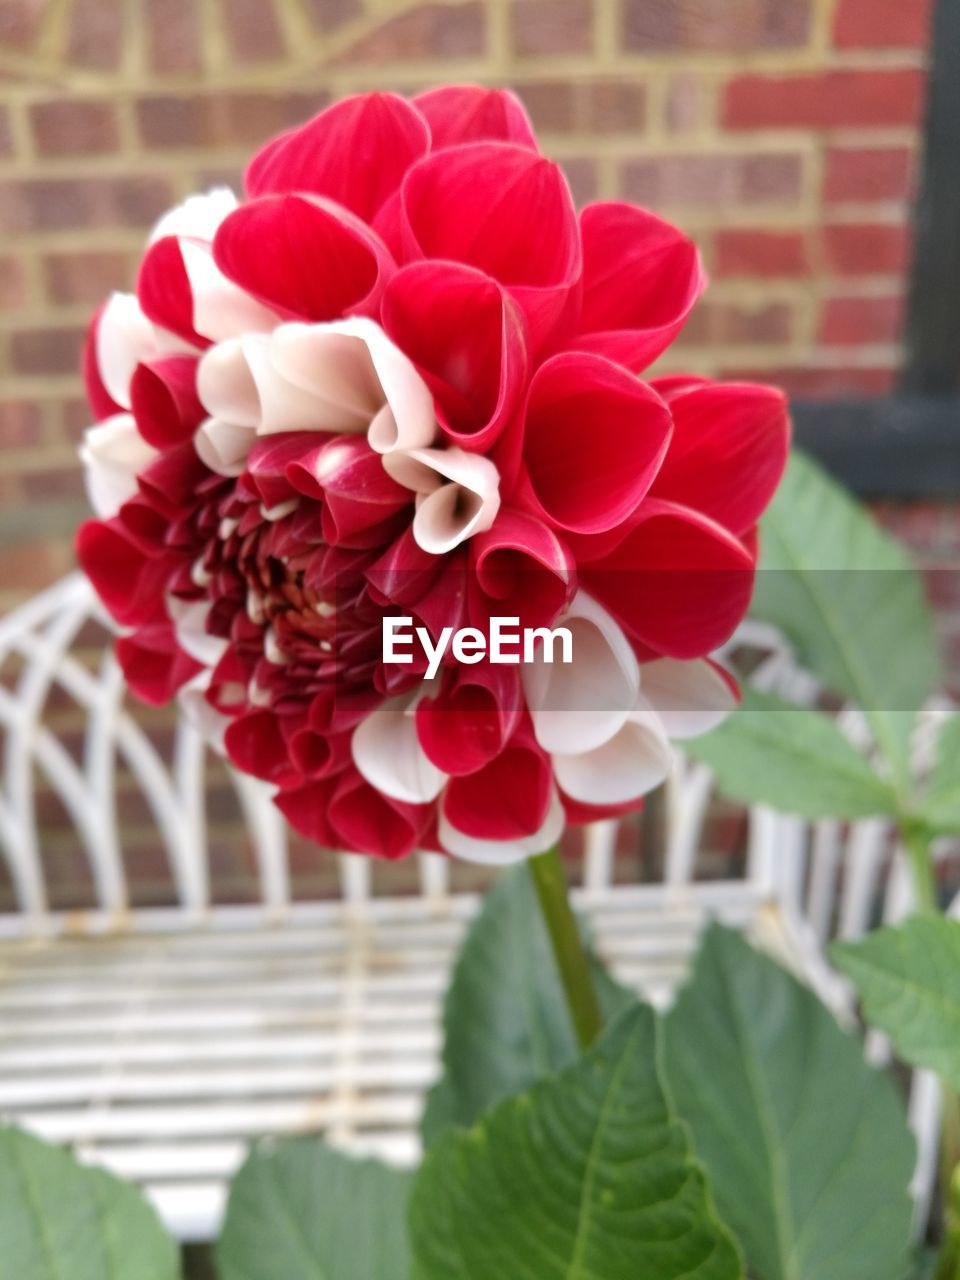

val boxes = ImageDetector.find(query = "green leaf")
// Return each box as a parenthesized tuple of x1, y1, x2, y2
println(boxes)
(664, 924, 915, 1280)
(411, 1004, 742, 1280)
(421, 864, 633, 1146)
(685, 687, 899, 818)
(832, 915, 960, 1089)
(754, 450, 939, 787)
(924, 715, 960, 834)
(0, 1125, 179, 1280)
(216, 1138, 411, 1280)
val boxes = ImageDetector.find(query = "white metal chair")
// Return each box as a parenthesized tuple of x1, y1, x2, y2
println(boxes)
(0, 572, 946, 1240)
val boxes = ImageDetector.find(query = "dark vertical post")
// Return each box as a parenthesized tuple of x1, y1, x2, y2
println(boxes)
(900, 0, 960, 393)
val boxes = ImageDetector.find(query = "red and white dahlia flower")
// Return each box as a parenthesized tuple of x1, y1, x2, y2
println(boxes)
(76, 86, 789, 864)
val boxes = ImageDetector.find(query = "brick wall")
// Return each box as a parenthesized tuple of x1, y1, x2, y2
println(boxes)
(0, 0, 936, 614)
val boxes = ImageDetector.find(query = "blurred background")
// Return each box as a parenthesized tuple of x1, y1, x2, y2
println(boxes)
(0, 0, 955, 905)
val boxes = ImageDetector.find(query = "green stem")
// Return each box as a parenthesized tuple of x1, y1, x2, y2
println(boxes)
(527, 846, 603, 1051)
(903, 820, 938, 915)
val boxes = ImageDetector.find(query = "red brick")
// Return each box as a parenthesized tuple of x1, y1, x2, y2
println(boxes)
(720, 364, 896, 397)
(561, 157, 599, 206)
(61, 397, 94, 442)
(716, 302, 793, 344)
(723, 69, 925, 129)
(305, 0, 361, 31)
(136, 91, 329, 150)
(337, 2, 486, 60)
(511, 0, 592, 55)
(22, 467, 86, 503)
(222, 0, 286, 64)
(621, 152, 803, 207)
(67, 0, 124, 70)
(0, 0, 45, 50)
(665, 75, 704, 132)
(0, 400, 44, 448)
(511, 81, 577, 131)
(0, 105, 12, 158)
(43, 250, 131, 305)
(0, 541, 60, 593)
(624, 0, 810, 50)
(0, 176, 176, 235)
(714, 229, 811, 277)
(581, 81, 647, 132)
(10, 327, 85, 376)
(147, 0, 202, 73)
(834, 0, 931, 48)
(30, 100, 121, 157)
(0, 254, 27, 308)
(818, 294, 903, 345)
(822, 223, 910, 276)
(823, 146, 914, 204)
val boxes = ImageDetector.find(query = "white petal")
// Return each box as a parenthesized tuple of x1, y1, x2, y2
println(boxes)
(524, 590, 640, 755)
(347, 318, 436, 454)
(177, 670, 231, 753)
(257, 323, 381, 435)
(80, 413, 158, 518)
(352, 694, 446, 805)
(438, 790, 565, 865)
(197, 336, 266, 427)
(149, 187, 239, 245)
(384, 447, 500, 555)
(640, 657, 738, 740)
(195, 416, 256, 477)
(167, 595, 229, 666)
(96, 293, 160, 409)
(552, 704, 672, 805)
(180, 239, 278, 343)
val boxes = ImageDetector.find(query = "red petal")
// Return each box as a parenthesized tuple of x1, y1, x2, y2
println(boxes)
(76, 518, 177, 628)
(83, 307, 123, 420)
(287, 436, 410, 542)
(469, 509, 576, 631)
(130, 355, 204, 450)
(137, 441, 210, 515)
(399, 143, 581, 352)
(415, 663, 522, 776)
(579, 202, 705, 371)
(520, 353, 672, 534)
(650, 381, 790, 537)
(583, 500, 756, 658)
(245, 92, 430, 222)
(138, 236, 207, 347)
(442, 720, 551, 840)
(365, 526, 443, 608)
(116, 623, 201, 706)
(381, 260, 528, 452)
(274, 777, 339, 847)
(560, 792, 642, 824)
(214, 194, 395, 322)
(413, 85, 537, 150)
(328, 768, 430, 859)
(225, 710, 300, 786)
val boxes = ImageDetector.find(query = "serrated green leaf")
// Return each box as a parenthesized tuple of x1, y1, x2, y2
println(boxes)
(216, 1138, 411, 1280)
(411, 1004, 743, 1280)
(0, 1125, 179, 1280)
(924, 715, 960, 834)
(421, 864, 634, 1147)
(664, 924, 915, 1280)
(832, 915, 960, 1089)
(685, 687, 899, 818)
(754, 450, 938, 788)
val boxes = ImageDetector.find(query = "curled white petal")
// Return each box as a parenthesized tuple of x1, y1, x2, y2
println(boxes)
(438, 790, 565, 865)
(80, 413, 157, 518)
(257, 323, 382, 435)
(384, 447, 501, 555)
(197, 335, 267, 427)
(177, 670, 231, 754)
(195, 416, 257, 477)
(96, 293, 161, 409)
(166, 595, 229, 667)
(354, 318, 436, 455)
(180, 239, 278, 344)
(149, 187, 239, 245)
(552, 701, 672, 805)
(640, 657, 738, 740)
(352, 693, 446, 805)
(524, 590, 640, 755)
